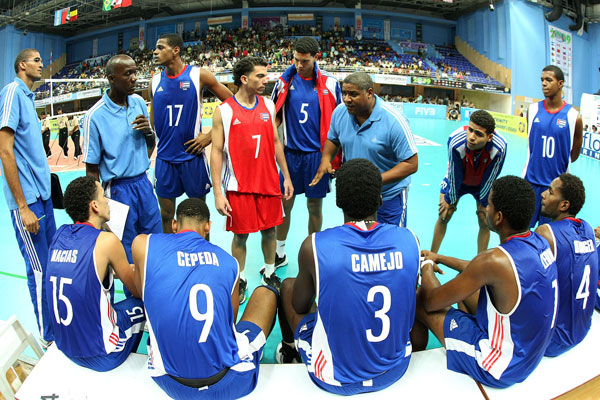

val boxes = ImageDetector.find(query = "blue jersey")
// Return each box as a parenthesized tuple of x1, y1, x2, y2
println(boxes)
(444, 126, 506, 205)
(143, 231, 240, 379)
(474, 232, 557, 384)
(544, 218, 598, 356)
(523, 100, 578, 186)
(283, 75, 321, 152)
(151, 65, 202, 163)
(307, 223, 419, 385)
(596, 238, 600, 311)
(46, 224, 121, 358)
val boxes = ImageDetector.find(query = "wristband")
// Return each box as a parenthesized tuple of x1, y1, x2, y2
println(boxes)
(420, 259, 435, 275)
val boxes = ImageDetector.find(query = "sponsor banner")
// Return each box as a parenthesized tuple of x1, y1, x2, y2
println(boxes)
(387, 102, 403, 114)
(208, 16, 232, 25)
(402, 103, 447, 120)
(461, 107, 477, 121)
(242, 14, 248, 29)
(580, 93, 600, 159)
(288, 13, 314, 21)
(488, 111, 527, 138)
(355, 13, 362, 40)
(469, 83, 509, 94)
(372, 74, 408, 86)
(581, 132, 600, 160)
(383, 19, 390, 41)
(139, 26, 145, 50)
(549, 26, 572, 104)
(35, 88, 101, 107)
(398, 41, 427, 50)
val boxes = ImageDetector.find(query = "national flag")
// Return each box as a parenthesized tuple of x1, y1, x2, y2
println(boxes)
(103, 0, 133, 11)
(68, 9, 78, 22)
(54, 8, 70, 26)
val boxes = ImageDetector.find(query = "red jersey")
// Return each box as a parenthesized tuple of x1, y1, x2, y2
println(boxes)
(219, 95, 280, 196)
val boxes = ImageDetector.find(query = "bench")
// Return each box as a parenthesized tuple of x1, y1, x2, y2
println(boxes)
(16, 312, 600, 399)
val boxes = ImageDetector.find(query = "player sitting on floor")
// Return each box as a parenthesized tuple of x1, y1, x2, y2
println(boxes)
(535, 174, 598, 356)
(277, 158, 420, 395)
(132, 198, 278, 399)
(46, 176, 145, 371)
(418, 176, 557, 388)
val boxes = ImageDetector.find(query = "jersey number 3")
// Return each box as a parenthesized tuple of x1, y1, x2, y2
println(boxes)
(366, 285, 391, 343)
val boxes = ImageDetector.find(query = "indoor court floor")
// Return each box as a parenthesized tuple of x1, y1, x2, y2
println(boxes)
(1, 118, 599, 363)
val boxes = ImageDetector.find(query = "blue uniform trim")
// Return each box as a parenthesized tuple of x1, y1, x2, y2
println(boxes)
(11, 198, 56, 341)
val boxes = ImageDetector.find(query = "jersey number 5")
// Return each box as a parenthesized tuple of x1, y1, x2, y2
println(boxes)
(189, 284, 214, 343)
(366, 285, 391, 343)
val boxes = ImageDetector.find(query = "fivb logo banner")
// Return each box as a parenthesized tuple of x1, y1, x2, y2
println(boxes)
(402, 103, 447, 120)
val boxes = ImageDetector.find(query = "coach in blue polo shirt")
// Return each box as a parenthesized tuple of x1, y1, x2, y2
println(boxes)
(83, 54, 161, 272)
(311, 72, 418, 226)
(0, 48, 57, 345)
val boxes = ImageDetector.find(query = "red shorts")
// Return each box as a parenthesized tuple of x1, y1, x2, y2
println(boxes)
(226, 192, 283, 234)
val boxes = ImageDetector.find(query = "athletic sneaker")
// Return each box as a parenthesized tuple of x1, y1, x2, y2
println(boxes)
(261, 271, 281, 292)
(239, 279, 247, 305)
(275, 253, 288, 268)
(275, 342, 301, 364)
(259, 254, 288, 275)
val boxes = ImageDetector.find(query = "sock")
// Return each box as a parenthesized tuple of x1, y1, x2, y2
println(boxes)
(264, 263, 275, 277)
(239, 269, 246, 282)
(276, 240, 286, 257)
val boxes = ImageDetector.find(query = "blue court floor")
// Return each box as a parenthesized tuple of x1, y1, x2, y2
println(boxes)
(1, 119, 599, 363)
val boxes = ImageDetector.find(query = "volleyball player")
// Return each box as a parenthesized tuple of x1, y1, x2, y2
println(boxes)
(151, 33, 233, 233)
(277, 159, 420, 395)
(210, 57, 293, 303)
(47, 176, 145, 371)
(418, 176, 557, 388)
(522, 65, 583, 228)
(431, 110, 506, 254)
(535, 173, 597, 356)
(271, 37, 341, 268)
(132, 198, 278, 398)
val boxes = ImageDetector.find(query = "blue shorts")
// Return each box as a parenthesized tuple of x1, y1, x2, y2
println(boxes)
(154, 156, 211, 199)
(444, 308, 520, 388)
(68, 297, 145, 372)
(295, 312, 410, 395)
(11, 197, 57, 342)
(104, 173, 162, 264)
(152, 320, 265, 399)
(378, 188, 408, 227)
(280, 148, 330, 198)
(440, 177, 486, 206)
(528, 182, 551, 228)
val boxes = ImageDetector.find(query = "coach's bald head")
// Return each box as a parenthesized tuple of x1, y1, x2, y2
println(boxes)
(105, 54, 135, 77)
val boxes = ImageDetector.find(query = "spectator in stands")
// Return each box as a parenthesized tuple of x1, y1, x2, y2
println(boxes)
(0, 48, 57, 346)
(312, 72, 418, 227)
(535, 173, 597, 356)
(277, 159, 420, 394)
(82, 54, 162, 287)
(57, 107, 69, 158)
(46, 176, 145, 371)
(132, 198, 278, 399)
(418, 176, 557, 388)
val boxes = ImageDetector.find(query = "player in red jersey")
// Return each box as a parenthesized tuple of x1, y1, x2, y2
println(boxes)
(211, 57, 293, 304)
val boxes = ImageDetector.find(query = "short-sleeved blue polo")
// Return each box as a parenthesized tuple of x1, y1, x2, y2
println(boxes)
(327, 96, 417, 200)
(82, 92, 150, 182)
(0, 78, 51, 210)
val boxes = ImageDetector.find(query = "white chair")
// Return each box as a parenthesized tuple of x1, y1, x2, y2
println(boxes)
(0, 316, 44, 400)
